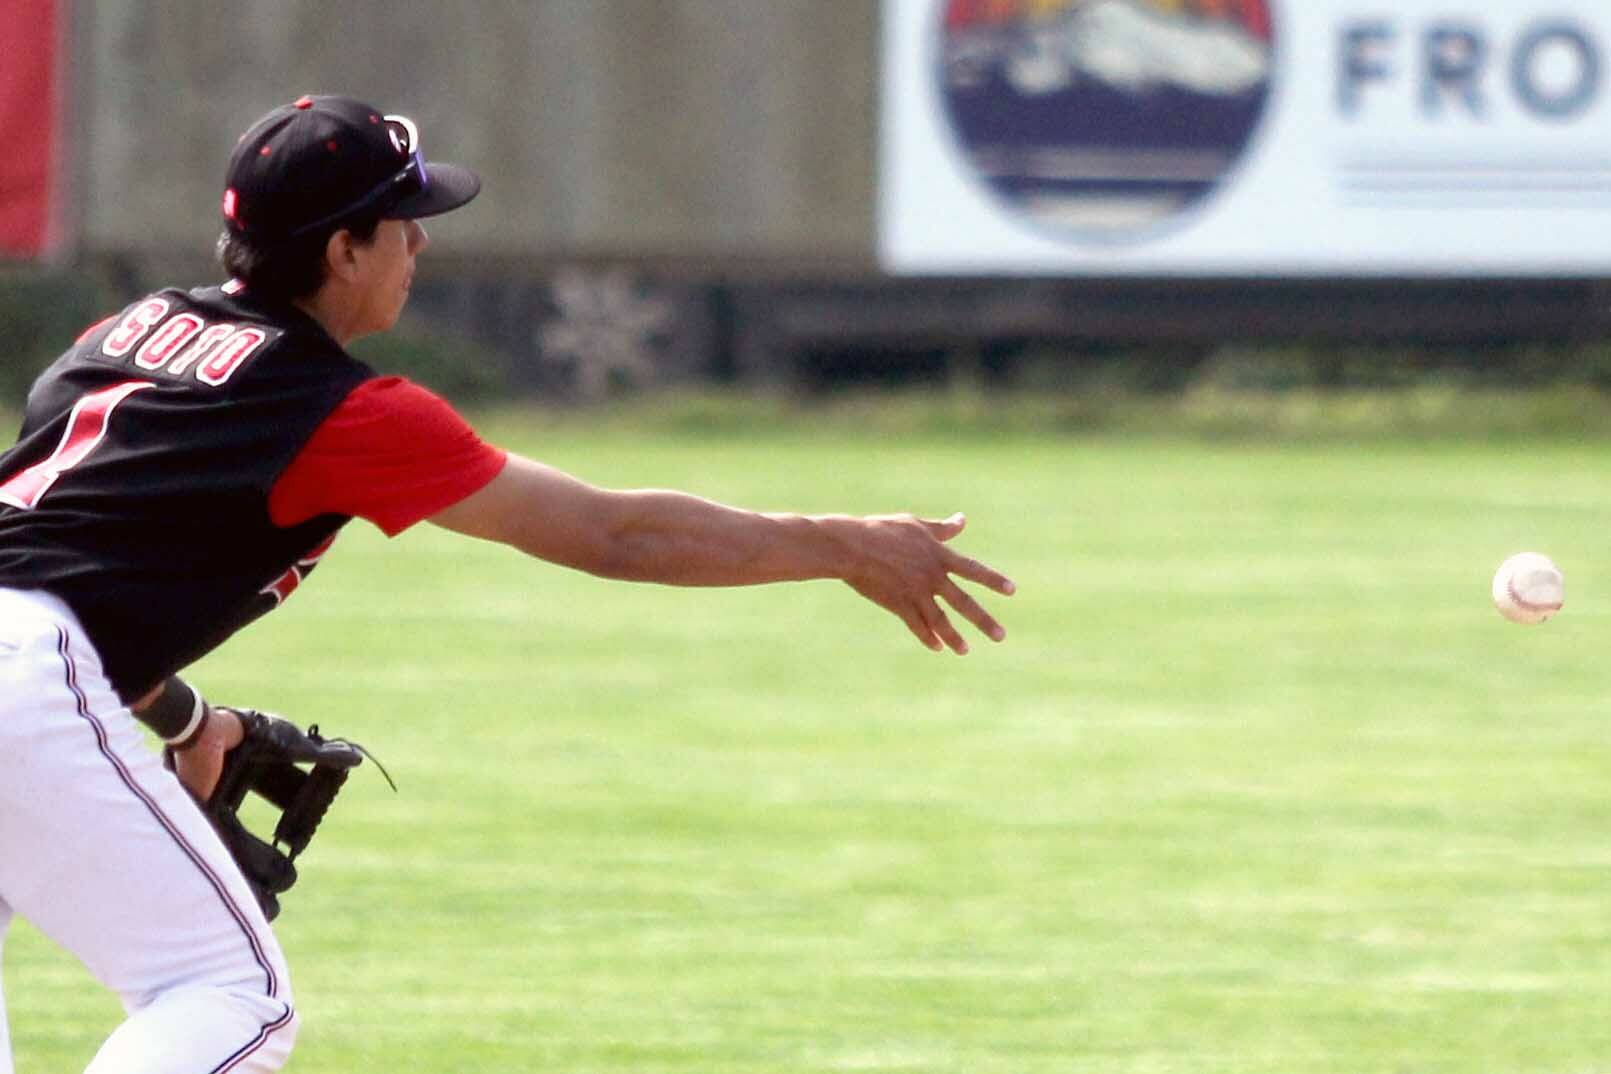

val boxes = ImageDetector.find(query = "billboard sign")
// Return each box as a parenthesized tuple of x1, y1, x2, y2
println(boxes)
(881, 0, 1611, 275)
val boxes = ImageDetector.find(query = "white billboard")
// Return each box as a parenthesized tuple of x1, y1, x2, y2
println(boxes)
(881, 0, 1611, 275)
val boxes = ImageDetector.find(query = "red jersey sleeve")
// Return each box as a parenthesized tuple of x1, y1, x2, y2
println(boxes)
(268, 377, 508, 537)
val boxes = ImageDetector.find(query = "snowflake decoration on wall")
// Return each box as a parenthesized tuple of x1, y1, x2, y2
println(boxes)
(535, 269, 676, 398)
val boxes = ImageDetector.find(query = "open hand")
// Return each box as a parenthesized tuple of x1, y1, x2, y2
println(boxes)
(839, 512, 1015, 654)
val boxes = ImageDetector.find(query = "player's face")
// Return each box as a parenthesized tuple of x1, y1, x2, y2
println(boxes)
(350, 218, 429, 337)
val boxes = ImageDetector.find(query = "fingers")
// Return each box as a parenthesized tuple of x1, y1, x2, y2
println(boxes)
(918, 595, 970, 655)
(945, 550, 1016, 596)
(886, 589, 962, 655)
(920, 514, 1016, 596)
(921, 512, 967, 542)
(939, 579, 1006, 644)
(895, 601, 945, 653)
(913, 583, 1006, 656)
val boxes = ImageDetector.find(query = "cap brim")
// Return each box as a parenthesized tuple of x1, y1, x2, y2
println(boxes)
(390, 162, 481, 220)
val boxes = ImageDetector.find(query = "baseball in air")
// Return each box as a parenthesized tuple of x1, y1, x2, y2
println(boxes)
(1491, 552, 1564, 625)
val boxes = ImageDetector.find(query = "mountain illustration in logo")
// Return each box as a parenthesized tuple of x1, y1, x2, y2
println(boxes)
(938, 0, 1275, 239)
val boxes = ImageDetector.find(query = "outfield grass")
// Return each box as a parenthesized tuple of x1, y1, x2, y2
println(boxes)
(7, 397, 1611, 1073)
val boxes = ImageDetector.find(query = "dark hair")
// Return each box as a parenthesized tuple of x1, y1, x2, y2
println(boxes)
(215, 211, 384, 304)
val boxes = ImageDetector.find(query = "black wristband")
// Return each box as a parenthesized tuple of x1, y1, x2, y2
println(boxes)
(133, 677, 204, 742)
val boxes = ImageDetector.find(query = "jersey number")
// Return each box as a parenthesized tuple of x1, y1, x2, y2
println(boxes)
(0, 381, 156, 510)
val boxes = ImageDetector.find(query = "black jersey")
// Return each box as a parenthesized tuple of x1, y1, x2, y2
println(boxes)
(0, 283, 375, 700)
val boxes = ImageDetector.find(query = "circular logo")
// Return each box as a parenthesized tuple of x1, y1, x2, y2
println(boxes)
(936, 0, 1276, 242)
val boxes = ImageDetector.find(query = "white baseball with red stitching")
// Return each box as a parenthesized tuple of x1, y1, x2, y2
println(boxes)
(1492, 552, 1564, 625)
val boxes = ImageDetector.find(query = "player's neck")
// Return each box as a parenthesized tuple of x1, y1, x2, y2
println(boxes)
(293, 290, 364, 347)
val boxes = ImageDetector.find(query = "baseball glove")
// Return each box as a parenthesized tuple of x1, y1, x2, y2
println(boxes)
(170, 709, 371, 921)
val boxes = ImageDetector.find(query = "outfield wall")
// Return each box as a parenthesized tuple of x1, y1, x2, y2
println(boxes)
(41, 1, 1611, 390)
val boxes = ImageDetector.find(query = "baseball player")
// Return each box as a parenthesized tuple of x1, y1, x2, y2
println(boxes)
(0, 94, 1014, 1073)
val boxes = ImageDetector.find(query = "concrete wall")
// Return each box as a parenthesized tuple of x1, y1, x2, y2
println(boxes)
(74, 0, 878, 262)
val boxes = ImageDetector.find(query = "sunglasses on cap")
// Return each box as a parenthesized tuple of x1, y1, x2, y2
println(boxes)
(287, 114, 430, 238)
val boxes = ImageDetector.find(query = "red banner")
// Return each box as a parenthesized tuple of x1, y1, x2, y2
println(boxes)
(0, 0, 62, 257)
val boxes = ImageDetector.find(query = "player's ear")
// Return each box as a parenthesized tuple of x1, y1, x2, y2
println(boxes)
(322, 228, 362, 283)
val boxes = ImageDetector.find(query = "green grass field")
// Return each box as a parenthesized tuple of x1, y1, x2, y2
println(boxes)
(8, 397, 1611, 1073)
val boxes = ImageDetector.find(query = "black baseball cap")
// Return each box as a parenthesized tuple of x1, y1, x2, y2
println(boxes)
(222, 94, 481, 241)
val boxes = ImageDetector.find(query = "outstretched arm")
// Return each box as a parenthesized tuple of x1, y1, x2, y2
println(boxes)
(429, 453, 1015, 653)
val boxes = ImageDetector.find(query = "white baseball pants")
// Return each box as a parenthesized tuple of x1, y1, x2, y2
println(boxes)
(0, 588, 297, 1073)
